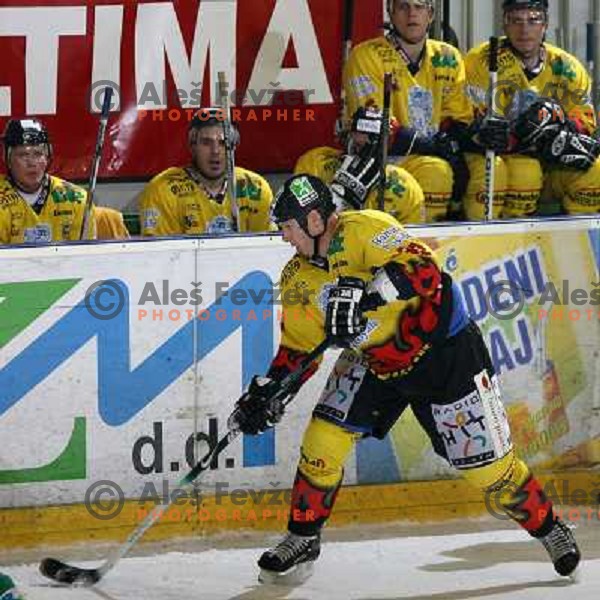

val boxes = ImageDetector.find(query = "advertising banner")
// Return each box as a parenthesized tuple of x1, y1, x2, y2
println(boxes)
(1, 220, 599, 511)
(0, 1, 382, 179)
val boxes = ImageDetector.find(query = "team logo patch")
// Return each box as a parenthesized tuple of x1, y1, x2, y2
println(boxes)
(289, 176, 318, 207)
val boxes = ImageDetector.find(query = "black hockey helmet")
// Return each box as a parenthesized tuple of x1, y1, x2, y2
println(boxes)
(2, 118, 52, 163)
(272, 174, 336, 234)
(502, 0, 548, 12)
(188, 107, 240, 146)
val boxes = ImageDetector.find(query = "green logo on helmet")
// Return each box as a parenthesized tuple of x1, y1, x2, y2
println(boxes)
(289, 176, 318, 207)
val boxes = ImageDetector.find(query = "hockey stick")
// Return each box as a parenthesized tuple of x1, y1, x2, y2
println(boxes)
(484, 36, 499, 222)
(217, 71, 239, 232)
(39, 337, 331, 586)
(377, 72, 393, 211)
(336, 0, 355, 137)
(80, 86, 113, 240)
(442, 0, 451, 43)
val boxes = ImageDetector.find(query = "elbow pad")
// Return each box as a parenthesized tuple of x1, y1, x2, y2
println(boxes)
(367, 263, 418, 304)
(367, 260, 443, 305)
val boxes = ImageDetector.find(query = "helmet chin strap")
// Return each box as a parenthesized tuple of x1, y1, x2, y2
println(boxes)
(309, 235, 328, 270)
(303, 217, 329, 270)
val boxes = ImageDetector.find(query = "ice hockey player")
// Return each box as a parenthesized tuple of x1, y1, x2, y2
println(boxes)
(139, 108, 273, 236)
(465, 0, 600, 218)
(229, 173, 581, 584)
(295, 106, 426, 223)
(343, 0, 508, 221)
(0, 119, 94, 244)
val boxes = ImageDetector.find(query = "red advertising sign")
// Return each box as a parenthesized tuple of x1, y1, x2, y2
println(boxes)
(0, 1, 383, 180)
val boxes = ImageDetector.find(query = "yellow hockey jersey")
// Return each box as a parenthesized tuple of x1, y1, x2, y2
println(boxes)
(0, 175, 93, 244)
(465, 39, 595, 133)
(139, 166, 274, 236)
(294, 147, 426, 224)
(344, 37, 473, 135)
(279, 210, 445, 378)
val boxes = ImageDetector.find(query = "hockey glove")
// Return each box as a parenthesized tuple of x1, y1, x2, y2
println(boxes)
(470, 114, 512, 153)
(228, 376, 285, 435)
(538, 128, 600, 170)
(513, 97, 568, 151)
(331, 143, 382, 209)
(325, 276, 368, 347)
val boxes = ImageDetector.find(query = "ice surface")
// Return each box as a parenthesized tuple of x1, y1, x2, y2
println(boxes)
(4, 520, 599, 599)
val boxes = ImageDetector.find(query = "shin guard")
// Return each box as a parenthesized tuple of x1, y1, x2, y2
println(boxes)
(288, 469, 342, 536)
(501, 474, 555, 537)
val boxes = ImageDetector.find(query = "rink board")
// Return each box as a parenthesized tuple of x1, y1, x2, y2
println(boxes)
(1, 217, 599, 547)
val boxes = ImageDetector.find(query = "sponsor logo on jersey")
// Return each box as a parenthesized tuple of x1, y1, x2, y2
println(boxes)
(350, 319, 378, 348)
(142, 208, 160, 230)
(550, 57, 576, 81)
(206, 215, 233, 234)
(327, 231, 345, 256)
(289, 175, 319, 207)
(431, 51, 458, 69)
(23, 223, 52, 243)
(371, 226, 409, 250)
(349, 75, 376, 99)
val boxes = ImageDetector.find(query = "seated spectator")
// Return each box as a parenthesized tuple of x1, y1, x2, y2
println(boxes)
(139, 108, 273, 236)
(0, 119, 94, 244)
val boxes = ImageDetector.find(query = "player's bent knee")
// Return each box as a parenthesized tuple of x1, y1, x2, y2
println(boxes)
(561, 163, 600, 214)
(503, 155, 543, 217)
(298, 417, 359, 488)
(460, 448, 523, 490)
(463, 155, 506, 221)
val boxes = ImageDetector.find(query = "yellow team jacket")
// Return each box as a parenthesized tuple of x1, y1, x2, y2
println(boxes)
(344, 36, 474, 134)
(279, 210, 444, 378)
(294, 147, 426, 224)
(465, 39, 596, 133)
(0, 175, 93, 244)
(139, 166, 274, 236)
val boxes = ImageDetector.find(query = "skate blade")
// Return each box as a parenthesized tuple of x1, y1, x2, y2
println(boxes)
(258, 561, 315, 586)
(568, 566, 581, 584)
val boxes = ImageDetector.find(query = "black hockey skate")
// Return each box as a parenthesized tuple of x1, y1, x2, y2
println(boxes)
(539, 518, 581, 577)
(258, 532, 321, 585)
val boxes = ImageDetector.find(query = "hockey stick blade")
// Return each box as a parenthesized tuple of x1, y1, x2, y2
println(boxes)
(40, 557, 101, 586)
